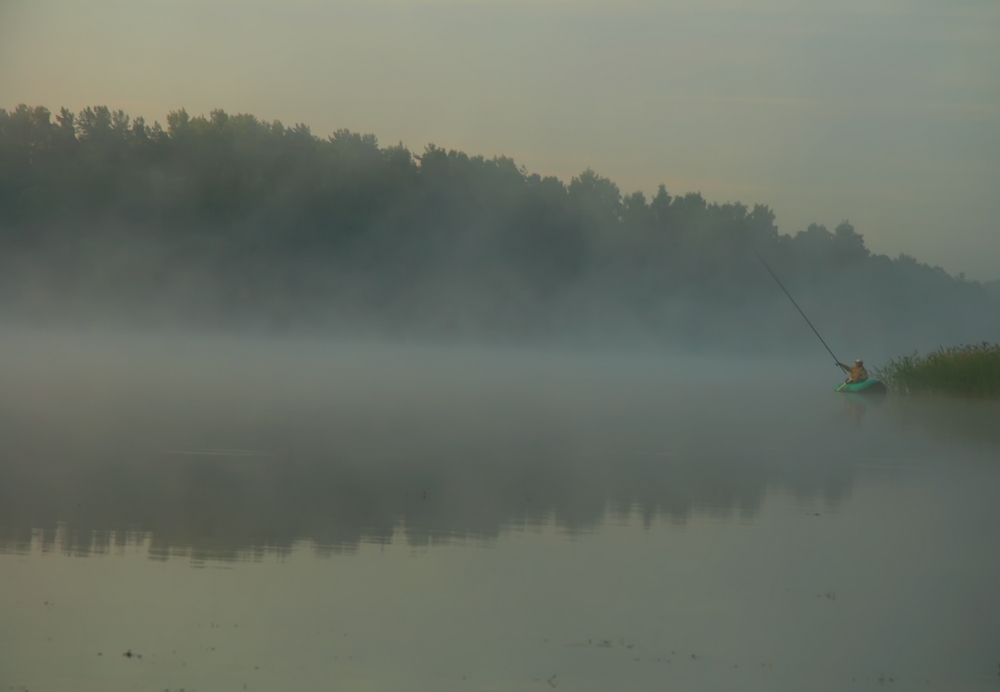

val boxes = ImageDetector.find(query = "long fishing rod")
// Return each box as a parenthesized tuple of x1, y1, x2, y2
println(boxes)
(750, 245, 841, 366)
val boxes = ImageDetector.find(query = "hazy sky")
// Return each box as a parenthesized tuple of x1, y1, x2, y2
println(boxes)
(1, 0, 998, 279)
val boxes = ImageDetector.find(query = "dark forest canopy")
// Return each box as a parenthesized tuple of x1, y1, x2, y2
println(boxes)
(0, 104, 996, 352)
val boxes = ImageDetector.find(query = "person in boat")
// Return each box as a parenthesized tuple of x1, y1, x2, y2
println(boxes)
(837, 359, 868, 384)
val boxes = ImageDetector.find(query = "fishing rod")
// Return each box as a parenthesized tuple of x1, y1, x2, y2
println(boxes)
(750, 245, 841, 366)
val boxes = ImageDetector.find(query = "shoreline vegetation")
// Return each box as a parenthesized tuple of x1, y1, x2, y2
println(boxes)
(1, 104, 998, 350)
(874, 343, 1000, 398)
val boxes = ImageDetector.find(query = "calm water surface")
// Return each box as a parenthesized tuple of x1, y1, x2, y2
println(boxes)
(1, 332, 998, 691)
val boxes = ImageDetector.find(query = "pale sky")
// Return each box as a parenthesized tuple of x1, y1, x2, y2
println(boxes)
(1, 0, 998, 279)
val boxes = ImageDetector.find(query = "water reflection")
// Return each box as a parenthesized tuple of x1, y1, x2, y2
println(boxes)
(1, 445, 857, 560)
(885, 395, 1000, 447)
(0, 333, 992, 561)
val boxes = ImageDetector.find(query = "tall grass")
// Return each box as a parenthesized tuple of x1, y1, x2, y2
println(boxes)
(873, 342, 1000, 397)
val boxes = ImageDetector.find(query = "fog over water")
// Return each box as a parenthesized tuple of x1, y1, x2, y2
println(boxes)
(1, 330, 998, 691)
(1, 329, 982, 557)
(2, 0, 998, 688)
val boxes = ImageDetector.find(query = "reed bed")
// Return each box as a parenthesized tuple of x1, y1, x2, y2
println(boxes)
(873, 342, 1000, 397)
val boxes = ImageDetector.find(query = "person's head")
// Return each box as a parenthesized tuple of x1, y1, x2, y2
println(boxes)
(855, 359, 863, 365)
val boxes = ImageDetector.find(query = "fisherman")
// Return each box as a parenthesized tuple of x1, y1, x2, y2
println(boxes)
(837, 359, 868, 384)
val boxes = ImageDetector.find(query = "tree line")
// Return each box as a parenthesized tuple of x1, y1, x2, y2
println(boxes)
(0, 104, 995, 351)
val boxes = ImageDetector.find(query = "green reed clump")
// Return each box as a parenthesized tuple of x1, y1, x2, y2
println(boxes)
(873, 342, 1000, 397)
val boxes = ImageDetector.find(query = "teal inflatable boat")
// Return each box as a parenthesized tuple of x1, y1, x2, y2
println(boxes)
(835, 378, 887, 394)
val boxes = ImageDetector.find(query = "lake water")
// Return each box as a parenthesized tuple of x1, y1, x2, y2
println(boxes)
(1, 331, 998, 692)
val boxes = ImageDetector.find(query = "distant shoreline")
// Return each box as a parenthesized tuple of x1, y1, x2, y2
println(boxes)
(2, 104, 998, 350)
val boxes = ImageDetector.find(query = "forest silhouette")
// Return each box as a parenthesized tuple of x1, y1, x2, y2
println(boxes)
(1, 104, 996, 351)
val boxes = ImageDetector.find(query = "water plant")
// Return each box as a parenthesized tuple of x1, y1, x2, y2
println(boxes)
(873, 342, 1000, 397)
